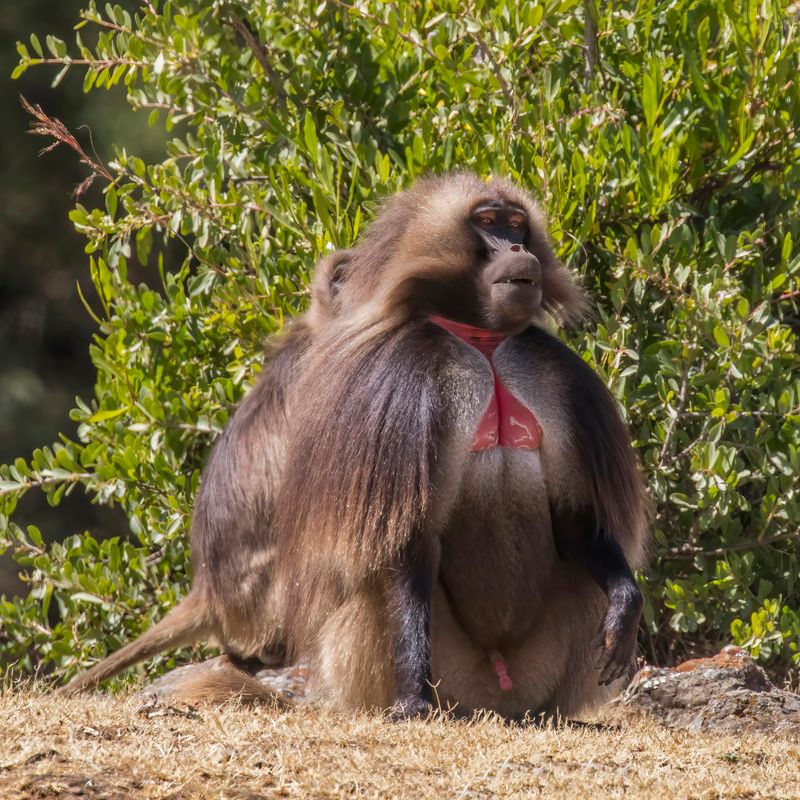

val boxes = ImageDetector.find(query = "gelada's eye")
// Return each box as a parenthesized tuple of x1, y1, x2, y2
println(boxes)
(480, 216, 494, 226)
(508, 217, 524, 229)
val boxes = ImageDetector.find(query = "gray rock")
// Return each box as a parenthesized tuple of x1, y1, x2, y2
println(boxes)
(621, 645, 800, 735)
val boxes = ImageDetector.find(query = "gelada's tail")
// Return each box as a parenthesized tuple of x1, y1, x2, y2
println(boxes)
(59, 592, 210, 695)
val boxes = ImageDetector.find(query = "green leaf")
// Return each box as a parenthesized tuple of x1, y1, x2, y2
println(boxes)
(45, 35, 67, 58)
(105, 186, 118, 218)
(70, 592, 106, 605)
(642, 72, 657, 128)
(782, 232, 793, 264)
(303, 110, 318, 158)
(713, 326, 731, 349)
(87, 407, 129, 423)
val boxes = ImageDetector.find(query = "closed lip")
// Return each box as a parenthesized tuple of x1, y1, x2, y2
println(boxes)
(493, 276, 538, 286)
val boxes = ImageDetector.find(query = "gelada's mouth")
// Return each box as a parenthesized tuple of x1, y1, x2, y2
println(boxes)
(493, 276, 538, 286)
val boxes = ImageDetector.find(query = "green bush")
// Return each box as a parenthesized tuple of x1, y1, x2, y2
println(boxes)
(2, 0, 799, 682)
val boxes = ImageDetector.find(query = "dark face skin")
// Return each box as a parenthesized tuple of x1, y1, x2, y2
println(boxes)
(328, 198, 545, 334)
(468, 200, 543, 333)
(470, 200, 528, 249)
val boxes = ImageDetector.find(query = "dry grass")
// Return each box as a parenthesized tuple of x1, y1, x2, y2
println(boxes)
(0, 689, 798, 799)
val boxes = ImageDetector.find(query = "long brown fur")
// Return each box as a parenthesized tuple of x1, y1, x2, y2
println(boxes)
(61, 250, 351, 696)
(270, 173, 648, 716)
(63, 174, 648, 720)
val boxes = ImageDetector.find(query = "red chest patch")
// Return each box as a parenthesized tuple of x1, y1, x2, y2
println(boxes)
(430, 316, 542, 451)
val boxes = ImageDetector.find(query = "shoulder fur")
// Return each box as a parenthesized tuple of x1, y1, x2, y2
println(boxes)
(522, 328, 650, 566)
(272, 320, 449, 654)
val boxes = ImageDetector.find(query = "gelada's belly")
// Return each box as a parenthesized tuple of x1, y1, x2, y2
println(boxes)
(437, 449, 558, 648)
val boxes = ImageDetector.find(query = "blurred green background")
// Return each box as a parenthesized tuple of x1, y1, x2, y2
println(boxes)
(0, 1, 161, 596)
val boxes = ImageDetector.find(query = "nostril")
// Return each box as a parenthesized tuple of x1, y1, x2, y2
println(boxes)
(510, 244, 521, 252)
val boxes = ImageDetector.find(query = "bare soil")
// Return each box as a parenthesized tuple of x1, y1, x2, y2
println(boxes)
(1, 689, 798, 799)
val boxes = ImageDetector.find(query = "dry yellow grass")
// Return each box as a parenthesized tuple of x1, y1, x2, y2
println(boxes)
(0, 689, 798, 799)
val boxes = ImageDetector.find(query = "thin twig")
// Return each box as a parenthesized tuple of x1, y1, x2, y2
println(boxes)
(471, 35, 515, 112)
(674, 417, 710, 460)
(0, 472, 92, 497)
(21, 96, 114, 196)
(665, 530, 800, 560)
(228, 14, 287, 101)
(658, 365, 690, 467)
(21, 56, 143, 68)
(326, 0, 438, 60)
(582, 0, 599, 87)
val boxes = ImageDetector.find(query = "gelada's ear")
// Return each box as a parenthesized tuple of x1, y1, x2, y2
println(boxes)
(308, 249, 354, 322)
